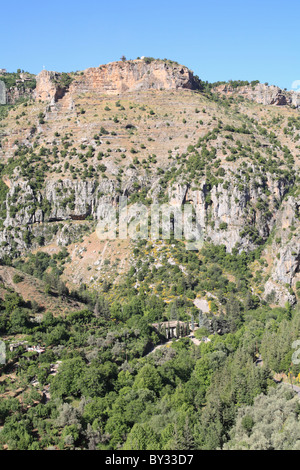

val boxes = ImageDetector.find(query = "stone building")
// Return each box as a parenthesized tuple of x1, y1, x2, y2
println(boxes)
(152, 320, 191, 339)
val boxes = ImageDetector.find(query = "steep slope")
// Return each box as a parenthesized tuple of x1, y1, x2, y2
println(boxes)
(0, 265, 85, 315)
(0, 59, 299, 309)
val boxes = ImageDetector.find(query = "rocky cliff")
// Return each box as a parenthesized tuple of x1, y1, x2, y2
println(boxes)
(264, 196, 300, 305)
(216, 83, 300, 108)
(35, 59, 199, 103)
(1, 168, 298, 306)
(0, 81, 35, 105)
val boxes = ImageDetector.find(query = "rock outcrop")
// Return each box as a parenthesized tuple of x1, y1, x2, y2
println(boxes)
(167, 173, 292, 252)
(6, 86, 35, 104)
(1, 170, 294, 254)
(35, 59, 199, 103)
(0, 171, 298, 308)
(35, 71, 68, 103)
(216, 83, 300, 108)
(263, 196, 300, 306)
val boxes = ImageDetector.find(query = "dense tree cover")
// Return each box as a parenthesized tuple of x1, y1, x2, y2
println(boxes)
(0, 254, 299, 450)
(1, 237, 299, 449)
(0, 205, 299, 446)
(224, 384, 300, 450)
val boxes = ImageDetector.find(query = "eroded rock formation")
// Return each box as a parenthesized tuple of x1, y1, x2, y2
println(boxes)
(216, 83, 300, 108)
(35, 59, 199, 103)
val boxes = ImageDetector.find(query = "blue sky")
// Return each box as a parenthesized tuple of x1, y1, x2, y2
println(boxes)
(1, 0, 299, 90)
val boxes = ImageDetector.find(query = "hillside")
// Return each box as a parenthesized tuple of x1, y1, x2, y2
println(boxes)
(0, 265, 85, 316)
(0, 59, 299, 306)
(0, 58, 299, 451)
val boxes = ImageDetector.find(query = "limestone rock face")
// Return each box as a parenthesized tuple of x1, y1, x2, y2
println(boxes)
(44, 179, 97, 221)
(166, 174, 292, 252)
(1, 172, 298, 307)
(6, 86, 35, 104)
(241, 84, 288, 106)
(0, 80, 34, 105)
(4, 180, 43, 228)
(264, 279, 296, 307)
(216, 83, 300, 108)
(263, 196, 300, 306)
(1, 174, 295, 239)
(35, 70, 67, 103)
(35, 60, 198, 103)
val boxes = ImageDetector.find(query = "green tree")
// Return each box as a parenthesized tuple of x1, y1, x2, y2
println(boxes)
(133, 364, 162, 394)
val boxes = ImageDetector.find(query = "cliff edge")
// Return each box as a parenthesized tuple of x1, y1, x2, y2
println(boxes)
(35, 59, 199, 103)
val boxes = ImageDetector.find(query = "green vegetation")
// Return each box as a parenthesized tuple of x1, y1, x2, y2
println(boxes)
(0, 234, 299, 450)
(54, 73, 74, 90)
(0, 64, 299, 451)
(0, 71, 36, 90)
